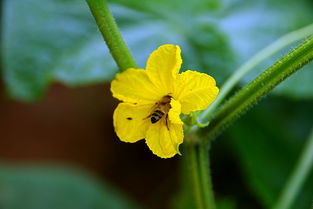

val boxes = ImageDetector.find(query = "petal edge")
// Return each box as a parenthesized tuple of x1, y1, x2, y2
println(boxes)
(145, 120, 183, 158)
(168, 98, 183, 124)
(111, 68, 161, 105)
(146, 44, 182, 94)
(113, 103, 151, 143)
(174, 70, 219, 114)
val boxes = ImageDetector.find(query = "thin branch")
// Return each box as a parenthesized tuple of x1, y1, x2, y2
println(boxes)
(86, 0, 137, 71)
(273, 126, 313, 209)
(200, 36, 313, 142)
(199, 23, 313, 123)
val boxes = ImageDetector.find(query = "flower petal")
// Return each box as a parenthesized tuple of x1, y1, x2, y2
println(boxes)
(111, 68, 162, 105)
(174, 70, 219, 114)
(146, 44, 182, 94)
(168, 98, 183, 124)
(145, 119, 183, 158)
(113, 103, 152, 143)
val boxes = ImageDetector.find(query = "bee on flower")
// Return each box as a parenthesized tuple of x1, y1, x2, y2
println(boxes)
(111, 44, 219, 158)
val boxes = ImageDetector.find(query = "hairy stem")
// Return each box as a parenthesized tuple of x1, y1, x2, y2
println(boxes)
(201, 36, 313, 142)
(198, 143, 216, 209)
(199, 23, 313, 123)
(273, 126, 313, 209)
(186, 143, 204, 209)
(185, 134, 216, 209)
(86, 0, 137, 71)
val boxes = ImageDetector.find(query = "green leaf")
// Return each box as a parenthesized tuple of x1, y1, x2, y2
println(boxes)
(3, 0, 313, 101)
(219, 0, 313, 99)
(3, 0, 117, 101)
(0, 164, 141, 209)
(228, 99, 313, 208)
(113, 0, 313, 98)
(272, 63, 313, 99)
(200, 37, 313, 138)
(216, 198, 236, 209)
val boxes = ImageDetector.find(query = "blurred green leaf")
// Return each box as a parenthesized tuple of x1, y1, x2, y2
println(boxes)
(2, 0, 313, 101)
(3, 0, 117, 101)
(0, 165, 141, 209)
(220, 0, 313, 99)
(216, 198, 236, 209)
(113, 0, 313, 99)
(228, 99, 313, 209)
(272, 64, 313, 99)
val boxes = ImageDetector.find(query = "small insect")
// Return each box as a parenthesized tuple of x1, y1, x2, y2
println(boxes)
(151, 110, 165, 124)
(145, 95, 172, 128)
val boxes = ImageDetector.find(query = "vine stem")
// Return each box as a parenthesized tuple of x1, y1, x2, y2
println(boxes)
(186, 144, 205, 209)
(200, 36, 313, 142)
(198, 142, 216, 209)
(86, 0, 137, 71)
(185, 134, 216, 209)
(199, 23, 313, 123)
(273, 126, 313, 209)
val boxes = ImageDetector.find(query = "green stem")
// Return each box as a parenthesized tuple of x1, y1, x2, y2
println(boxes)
(186, 144, 204, 209)
(199, 23, 313, 123)
(201, 36, 313, 142)
(185, 135, 216, 209)
(86, 0, 137, 71)
(273, 126, 313, 209)
(198, 143, 216, 209)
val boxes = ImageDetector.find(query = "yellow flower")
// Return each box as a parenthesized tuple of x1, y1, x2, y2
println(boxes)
(111, 44, 219, 158)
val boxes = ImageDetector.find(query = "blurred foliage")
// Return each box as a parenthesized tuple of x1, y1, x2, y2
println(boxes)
(2, 0, 313, 101)
(3, 0, 116, 101)
(1, 0, 313, 209)
(229, 98, 313, 209)
(0, 165, 141, 209)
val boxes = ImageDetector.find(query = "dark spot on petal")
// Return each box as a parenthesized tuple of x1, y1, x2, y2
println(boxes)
(126, 117, 132, 120)
(133, 103, 137, 105)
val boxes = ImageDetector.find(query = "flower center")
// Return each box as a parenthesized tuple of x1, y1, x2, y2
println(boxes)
(150, 95, 172, 124)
